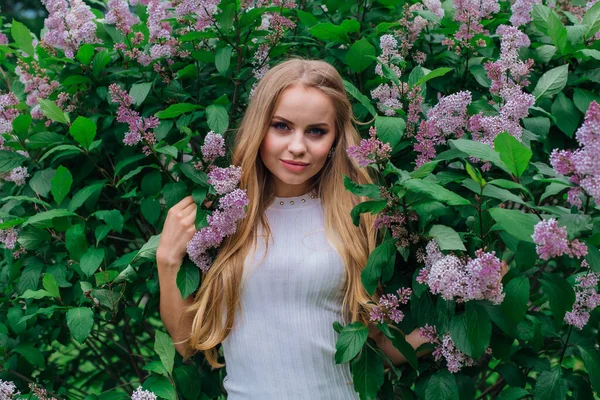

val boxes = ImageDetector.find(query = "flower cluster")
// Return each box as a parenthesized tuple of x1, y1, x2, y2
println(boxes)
(370, 35, 405, 116)
(105, 0, 140, 35)
(420, 324, 486, 373)
(201, 131, 227, 162)
(531, 218, 588, 260)
(40, 0, 100, 58)
(14, 60, 60, 121)
(414, 91, 471, 166)
(28, 382, 57, 400)
(565, 261, 600, 329)
(208, 166, 243, 195)
(443, 0, 500, 53)
(0, 92, 20, 134)
(347, 126, 392, 167)
(417, 240, 505, 304)
(393, 3, 433, 61)
(109, 83, 160, 155)
(131, 387, 157, 400)
(549, 101, 600, 208)
(373, 210, 419, 248)
(0, 379, 20, 399)
(510, 0, 541, 27)
(369, 287, 413, 324)
(406, 86, 424, 137)
(175, 0, 221, 33)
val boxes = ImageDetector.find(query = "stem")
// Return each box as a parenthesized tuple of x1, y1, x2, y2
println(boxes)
(559, 325, 573, 365)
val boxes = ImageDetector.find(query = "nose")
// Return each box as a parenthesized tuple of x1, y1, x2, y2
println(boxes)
(287, 129, 307, 155)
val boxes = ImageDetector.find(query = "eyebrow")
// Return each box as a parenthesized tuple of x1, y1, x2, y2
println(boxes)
(272, 115, 331, 128)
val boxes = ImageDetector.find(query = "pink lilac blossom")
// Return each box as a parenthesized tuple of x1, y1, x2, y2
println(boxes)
(445, 0, 500, 53)
(5, 166, 30, 186)
(510, 0, 542, 26)
(369, 287, 412, 324)
(550, 101, 600, 207)
(423, 0, 444, 18)
(414, 91, 472, 166)
(531, 218, 588, 260)
(0, 92, 20, 134)
(207, 166, 242, 195)
(186, 188, 249, 271)
(371, 83, 404, 116)
(418, 240, 505, 304)
(565, 261, 600, 329)
(0, 379, 20, 399)
(406, 86, 424, 137)
(201, 131, 226, 162)
(109, 84, 160, 153)
(148, 0, 172, 41)
(174, 0, 221, 32)
(40, 0, 100, 58)
(131, 387, 157, 400)
(27, 383, 57, 400)
(0, 33, 8, 45)
(0, 227, 20, 249)
(346, 126, 392, 167)
(14, 61, 60, 120)
(419, 324, 476, 373)
(373, 212, 419, 248)
(105, 0, 140, 34)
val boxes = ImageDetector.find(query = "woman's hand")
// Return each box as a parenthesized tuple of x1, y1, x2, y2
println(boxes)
(156, 196, 198, 266)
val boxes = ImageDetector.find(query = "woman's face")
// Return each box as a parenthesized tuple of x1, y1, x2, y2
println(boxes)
(259, 84, 337, 197)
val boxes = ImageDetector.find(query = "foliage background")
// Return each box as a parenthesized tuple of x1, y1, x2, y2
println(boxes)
(1, 0, 600, 399)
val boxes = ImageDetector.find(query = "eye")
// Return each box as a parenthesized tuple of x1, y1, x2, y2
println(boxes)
(273, 122, 289, 131)
(308, 128, 326, 136)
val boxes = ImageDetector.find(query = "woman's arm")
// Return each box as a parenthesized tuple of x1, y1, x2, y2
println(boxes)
(368, 324, 431, 367)
(157, 257, 196, 359)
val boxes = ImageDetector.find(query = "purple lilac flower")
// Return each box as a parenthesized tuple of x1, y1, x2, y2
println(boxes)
(419, 324, 476, 373)
(105, 0, 140, 35)
(4, 166, 30, 186)
(41, 0, 100, 58)
(27, 383, 57, 400)
(131, 387, 157, 400)
(418, 240, 505, 304)
(565, 261, 600, 329)
(445, 0, 500, 53)
(406, 86, 424, 137)
(174, 0, 221, 32)
(0, 33, 8, 45)
(414, 91, 472, 166)
(187, 188, 249, 271)
(371, 83, 403, 116)
(0, 92, 20, 134)
(369, 287, 412, 324)
(201, 131, 226, 162)
(148, 0, 172, 41)
(510, 0, 541, 26)
(0, 379, 20, 399)
(14, 61, 60, 120)
(208, 166, 242, 195)
(0, 227, 19, 249)
(347, 126, 392, 167)
(423, 0, 444, 18)
(532, 218, 588, 260)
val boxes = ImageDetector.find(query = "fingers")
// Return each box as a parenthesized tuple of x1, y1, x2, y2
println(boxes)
(183, 207, 197, 223)
(176, 196, 194, 210)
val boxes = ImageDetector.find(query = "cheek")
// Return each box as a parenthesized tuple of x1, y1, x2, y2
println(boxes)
(259, 130, 280, 162)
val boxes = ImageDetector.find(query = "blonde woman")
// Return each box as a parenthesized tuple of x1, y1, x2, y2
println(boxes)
(156, 58, 428, 399)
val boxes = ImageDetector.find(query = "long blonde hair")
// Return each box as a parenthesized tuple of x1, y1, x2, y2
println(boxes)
(185, 58, 382, 368)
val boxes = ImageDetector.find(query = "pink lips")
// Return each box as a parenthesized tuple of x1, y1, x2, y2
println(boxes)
(281, 159, 309, 172)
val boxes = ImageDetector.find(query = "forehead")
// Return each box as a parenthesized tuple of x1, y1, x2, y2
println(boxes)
(272, 84, 336, 122)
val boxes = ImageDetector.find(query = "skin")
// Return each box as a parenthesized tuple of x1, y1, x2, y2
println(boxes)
(259, 84, 337, 197)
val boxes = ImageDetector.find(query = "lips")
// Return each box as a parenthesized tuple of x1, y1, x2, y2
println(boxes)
(281, 159, 309, 166)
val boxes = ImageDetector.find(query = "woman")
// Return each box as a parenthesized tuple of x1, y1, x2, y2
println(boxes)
(156, 58, 428, 399)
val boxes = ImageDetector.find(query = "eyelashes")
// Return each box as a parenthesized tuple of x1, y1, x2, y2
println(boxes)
(272, 122, 327, 136)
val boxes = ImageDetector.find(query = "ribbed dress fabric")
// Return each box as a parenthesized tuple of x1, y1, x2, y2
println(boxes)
(221, 192, 360, 399)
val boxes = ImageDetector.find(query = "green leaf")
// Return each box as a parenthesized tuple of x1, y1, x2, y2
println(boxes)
(573, 88, 600, 114)
(361, 239, 396, 295)
(343, 175, 381, 198)
(51, 165, 73, 205)
(116, 164, 160, 187)
(75, 44, 94, 65)
(350, 200, 387, 227)
(375, 116, 405, 153)
(174, 365, 202, 400)
(309, 23, 350, 43)
(547, 9, 568, 54)
(66, 307, 94, 344)
(488, 208, 539, 243)
(532, 65, 569, 101)
(21, 289, 56, 299)
(351, 342, 384, 399)
(130, 82, 153, 107)
(134, 234, 161, 262)
(533, 367, 568, 400)
(494, 132, 532, 179)
(155, 103, 202, 119)
(378, 324, 418, 370)
(92, 210, 124, 233)
(92, 49, 111, 77)
(551, 93, 580, 138)
(23, 209, 77, 228)
(448, 139, 510, 173)
(68, 181, 106, 212)
(143, 375, 176, 400)
(450, 304, 491, 359)
(425, 370, 459, 400)
(42, 274, 60, 298)
(13, 343, 45, 368)
(215, 45, 232, 75)
(180, 163, 209, 186)
(583, 1, 600, 38)
(80, 248, 105, 277)
(428, 225, 466, 251)
(176, 260, 200, 299)
(155, 330, 176, 375)
(335, 322, 369, 364)
(576, 346, 600, 395)
(69, 116, 96, 150)
(532, 4, 551, 33)
(206, 104, 229, 134)
(343, 79, 377, 117)
(539, 272, 576, 329)
(502, 276, 530, 323)
(411, 161, 439, 179)
(37, 98, 69, 124)
(346, 38, 376, 73)
(412, 67, 453, 87)
(404, 179, 471, 206)
(497, 387, 530, 400)
(0, 150, 27, 173)
(12, 113, 32, 140)
(11, 19, 34, 57)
